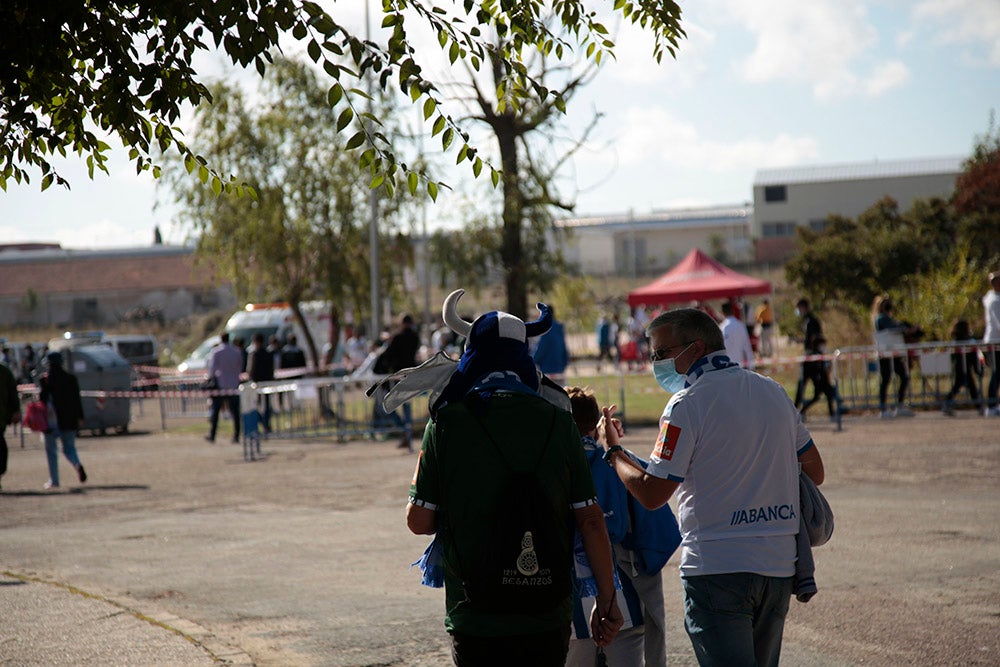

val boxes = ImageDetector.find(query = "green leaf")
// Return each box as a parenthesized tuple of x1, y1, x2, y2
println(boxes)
(41, 174, 53, 192)
(441, 128, 454, 150)
(431, 115, 446, 136)
(336, 107, 354, 132)
(345, 130, 366, 150)
(407, 171, 419, 195)
(472, 157, 483, 177)
(308, 39, 321, 62)
(427, 181, 439, 201)
(327, 83, 343, 106)
(381, 14, 397, 28)
(491, 168, 500, 188)
(370, 173, 385, 189)
(211, 176, 222, 195)
(198, 165, 209, 183)
(422, 97, 436, 120)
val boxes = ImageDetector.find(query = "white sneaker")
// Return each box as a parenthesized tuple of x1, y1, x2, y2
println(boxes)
(879, 411, 894, 419)
(985, 407, 1000, 417)
(894, 406, 915, 417)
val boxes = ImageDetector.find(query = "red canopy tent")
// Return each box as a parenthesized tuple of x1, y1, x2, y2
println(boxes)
(627, 248, 772, 308)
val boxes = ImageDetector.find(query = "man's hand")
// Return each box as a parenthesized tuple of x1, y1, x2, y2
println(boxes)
(596, 405, 624, 451)
(589, 593, 624, 647)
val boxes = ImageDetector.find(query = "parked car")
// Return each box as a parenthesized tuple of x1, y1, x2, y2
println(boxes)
(177, 335, 221, 374)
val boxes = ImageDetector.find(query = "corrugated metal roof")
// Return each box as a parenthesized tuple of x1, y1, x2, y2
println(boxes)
(0, 244, 192, 264)
(557, 204, 752, 231)
(754, 156, 964, 186)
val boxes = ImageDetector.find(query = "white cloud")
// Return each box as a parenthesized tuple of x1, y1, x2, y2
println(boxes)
(608, 107, 819, 170)
(605, 18, 715, 89)
(864, 60, 911, 96)
(914, 0, 1000, 66)
(720, 0, 908, 99)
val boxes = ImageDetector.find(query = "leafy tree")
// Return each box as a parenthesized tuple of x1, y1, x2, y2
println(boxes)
(459, 38, 600, 317)
(543, 275, 599, 335)
(427, 218, 500, 293)
(1, 0, 683, 198)
(891, 244, 987, 341)
(168, 57, 417, 366)
(953, 113, 1000, 262)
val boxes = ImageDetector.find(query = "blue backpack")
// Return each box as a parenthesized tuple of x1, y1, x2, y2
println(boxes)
(586, 448, 682, 576)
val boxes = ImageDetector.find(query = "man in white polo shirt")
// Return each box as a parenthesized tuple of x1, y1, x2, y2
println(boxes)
(600, 307, 825, 667)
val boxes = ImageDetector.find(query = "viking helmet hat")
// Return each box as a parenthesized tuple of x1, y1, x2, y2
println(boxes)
(431, 289, 552, 413)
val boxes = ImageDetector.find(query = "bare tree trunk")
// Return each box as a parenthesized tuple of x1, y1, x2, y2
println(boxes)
(289, 300, 320, 374)
(496, 112, 527, 319)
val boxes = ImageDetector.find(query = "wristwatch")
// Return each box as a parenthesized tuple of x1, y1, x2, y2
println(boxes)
(602, 445, 623, 467)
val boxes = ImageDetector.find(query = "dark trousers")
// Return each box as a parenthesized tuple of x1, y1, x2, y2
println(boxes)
(208, 394, 241, 441)
(945, 363, 980, 405)
(878, 356, 909, 409)
(451, 627, 570, 667)
(801, 362, 837, 417)
(988, 349, 1000, 408)
(0, 427, 7, 477)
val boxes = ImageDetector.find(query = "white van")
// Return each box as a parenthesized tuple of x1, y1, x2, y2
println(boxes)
(225, 301, 331, 360)
(177, 302, 333, 372)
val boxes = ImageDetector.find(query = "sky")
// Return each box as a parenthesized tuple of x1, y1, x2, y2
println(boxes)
(1, 0, 998, 249)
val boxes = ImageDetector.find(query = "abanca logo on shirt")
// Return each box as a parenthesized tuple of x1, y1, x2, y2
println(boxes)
(730, 504, 796, 526)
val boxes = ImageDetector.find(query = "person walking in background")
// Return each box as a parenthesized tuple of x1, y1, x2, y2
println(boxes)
(376, 314, 420, 450)
(799, 335, 838, 421)
(246, 332, 275, 433)
(941, 319, 982, 416)
(39, 351, 87, 490)
(595, 315, 616, 373)
(19, 343, 37, 383)
(793, 298, 823, 410)
(0, 357, 20, 491)
(601, 308, 825, 667)
(755, 299, 775, 358)
(280, 333, 308, 374)
(872, 295, 917, 418)
(532, 306, 570, 379)
(232, 336, 248, 373)
(719, 301, 755, 369)
(205, 332, 243, 443)
(982, 270, 1000, 416)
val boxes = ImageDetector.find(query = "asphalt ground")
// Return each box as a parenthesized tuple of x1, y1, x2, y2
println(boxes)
(1, 408, 998, 666)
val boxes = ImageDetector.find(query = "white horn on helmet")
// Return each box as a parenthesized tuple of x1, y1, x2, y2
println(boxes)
(442, 289, 472, 337)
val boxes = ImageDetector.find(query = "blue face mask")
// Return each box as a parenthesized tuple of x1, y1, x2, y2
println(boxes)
(652, 343, 692, 393)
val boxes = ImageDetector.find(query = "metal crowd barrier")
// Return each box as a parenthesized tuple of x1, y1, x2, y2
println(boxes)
(142, 375, 429, 442)
(829, 340, 996, 414)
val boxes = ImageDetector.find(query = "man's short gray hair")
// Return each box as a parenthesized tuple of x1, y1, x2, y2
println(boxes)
(646, 308, 725, 352)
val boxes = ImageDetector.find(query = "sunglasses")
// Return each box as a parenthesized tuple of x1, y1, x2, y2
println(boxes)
(650, 341, 695, 362)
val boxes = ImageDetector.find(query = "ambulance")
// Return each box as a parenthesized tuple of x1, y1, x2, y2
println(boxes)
(178, 301, 332, 372)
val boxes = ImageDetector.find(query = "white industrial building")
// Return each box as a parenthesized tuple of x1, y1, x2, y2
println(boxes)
(555, 204, 754, 277)
(556, 156, 964, 276)
(752, 156, 964, 262)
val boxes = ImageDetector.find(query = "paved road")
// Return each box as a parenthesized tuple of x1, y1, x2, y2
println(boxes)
(1, 410, 997, 666)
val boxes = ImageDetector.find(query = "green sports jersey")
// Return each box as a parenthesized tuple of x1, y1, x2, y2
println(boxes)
(410, 391, 598, 636)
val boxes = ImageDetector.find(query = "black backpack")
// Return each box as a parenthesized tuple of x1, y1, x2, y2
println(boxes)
(444, 402, 572, 613)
